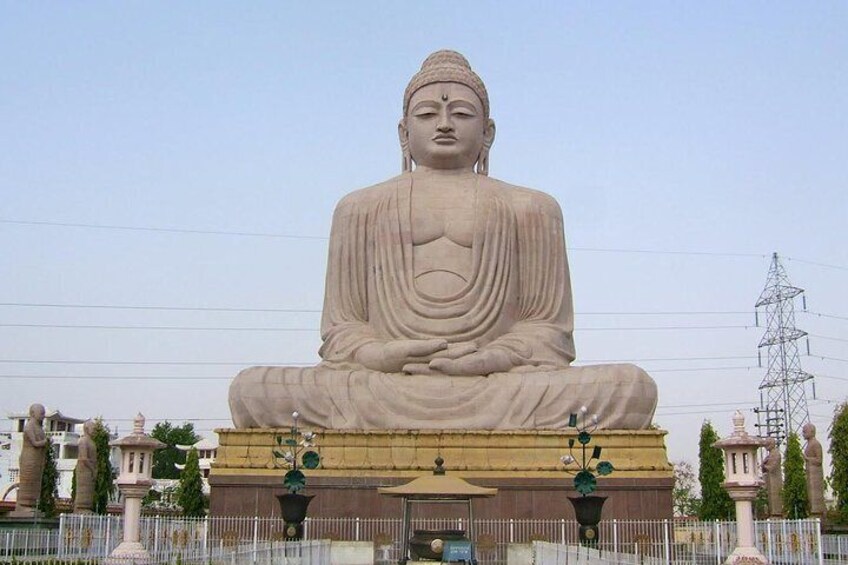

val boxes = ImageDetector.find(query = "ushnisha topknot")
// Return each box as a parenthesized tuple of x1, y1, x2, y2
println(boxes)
(403, 49, 490, 118)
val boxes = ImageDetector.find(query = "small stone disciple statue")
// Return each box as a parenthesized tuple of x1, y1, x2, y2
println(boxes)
(14, 403, 48, 515)
(761, 437, 783, 517)
(73, 419, 98, 514)
(802, 422, 825, 517)
(229, 50, 658, 431)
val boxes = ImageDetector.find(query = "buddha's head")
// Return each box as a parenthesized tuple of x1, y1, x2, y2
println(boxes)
(83, 419, 96, 437)
(400, 50, 496, 175)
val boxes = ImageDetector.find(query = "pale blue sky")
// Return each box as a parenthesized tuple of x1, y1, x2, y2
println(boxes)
(1, 2, 846, 473)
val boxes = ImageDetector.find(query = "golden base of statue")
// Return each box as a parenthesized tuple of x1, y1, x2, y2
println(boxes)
(209, 427, 673, 520)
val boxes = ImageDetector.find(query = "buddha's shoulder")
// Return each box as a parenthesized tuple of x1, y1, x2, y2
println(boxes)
(333, 175, 404, 211)
(483, 177, 563, 216)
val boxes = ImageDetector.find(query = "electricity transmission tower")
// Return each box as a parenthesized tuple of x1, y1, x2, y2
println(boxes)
(753, 252, 814, 444)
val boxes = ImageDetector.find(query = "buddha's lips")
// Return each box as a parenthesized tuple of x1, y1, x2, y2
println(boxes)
(432, 135, 457, 143)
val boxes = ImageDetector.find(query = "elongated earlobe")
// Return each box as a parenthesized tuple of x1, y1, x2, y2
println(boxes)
(476, 147, 489, 176)
(398, 120, 412, 173)
(476, 119, 496, 176)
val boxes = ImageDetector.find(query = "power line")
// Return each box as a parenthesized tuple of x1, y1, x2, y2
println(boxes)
(0, 301, 757, 317)
(0, 359, 311, 366)
(0, 218, 788, 261)
(579, 325, 753, 331)
(656, 401, 755, 409)
(805, 311, 848, 322)
(0, 322, 756, 332)
(0, 374, 233, 380)
(654, 408, 748, 417)
(786, 256, 848, 272)
(7, 218, 848, 269)
(817, 374, 848, 382)
(0, 323, 318, 331)
(810, 355, 848, 364)
(0, 365, 768, 380)
(808, 333, 848, 344)
(567, 246, 765, 259)
(0, 219, 329, 240)
(0, 355, 755, 366)
(0, 302, 322, 313)
(647, 366, 756, 373)
(95, 400, 767, 421)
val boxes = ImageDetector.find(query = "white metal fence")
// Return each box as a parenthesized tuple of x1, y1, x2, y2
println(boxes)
(0, 514, 843, 564)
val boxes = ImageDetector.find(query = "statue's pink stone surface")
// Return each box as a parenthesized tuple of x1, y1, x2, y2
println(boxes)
(73, 419, 98, 514)
(15, 403, 47, 513)
(229, 50, 658, 431)
(761, 437, 783, 517)
(803, 422, 825, 516)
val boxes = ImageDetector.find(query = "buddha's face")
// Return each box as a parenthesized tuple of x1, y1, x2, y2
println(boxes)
(402, 82, 494, 171)
(30, 403, 45, 422)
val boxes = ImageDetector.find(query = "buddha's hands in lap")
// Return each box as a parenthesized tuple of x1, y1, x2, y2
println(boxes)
(427, 347, 523, 376)
(400, 342, 479, 375)
(355, 339, 451, 373)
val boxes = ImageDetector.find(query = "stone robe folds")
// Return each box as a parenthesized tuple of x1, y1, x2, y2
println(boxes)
(229, 175, 658, 430)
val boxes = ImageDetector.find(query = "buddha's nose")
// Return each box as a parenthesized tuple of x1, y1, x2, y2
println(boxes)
(436, 114, 454, 132)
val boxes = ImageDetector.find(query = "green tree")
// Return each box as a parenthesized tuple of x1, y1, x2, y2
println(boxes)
(830, 402, 848, 523)
(177, 448, 206, 517)
(151, 422, 200, 479)
(698, 420, 734, 520)
(92, 419, 116, 514)
(782, 432, 808, 519)
(672, 460, 701, 517)
(38, 438, 59, 517)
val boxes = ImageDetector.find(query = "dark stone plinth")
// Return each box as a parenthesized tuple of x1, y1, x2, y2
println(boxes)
(209, 474, 673, 520)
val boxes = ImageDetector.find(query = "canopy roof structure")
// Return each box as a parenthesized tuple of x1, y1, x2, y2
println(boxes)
(378, 474, 497, 499)
(378, 458, 498, 563)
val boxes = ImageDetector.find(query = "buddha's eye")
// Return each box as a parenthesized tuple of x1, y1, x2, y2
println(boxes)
(413, 110, 438, 119)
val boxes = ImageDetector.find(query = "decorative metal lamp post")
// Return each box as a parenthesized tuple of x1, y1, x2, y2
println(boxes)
(560, 407, 614, 547)
(272, 411, 321, 540)
(713, 411, 769, 565)
(105, 413, 164, 565)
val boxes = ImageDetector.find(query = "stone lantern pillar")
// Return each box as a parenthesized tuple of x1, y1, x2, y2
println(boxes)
(105, 413, 165, 564)
(713, 411, 769, 565)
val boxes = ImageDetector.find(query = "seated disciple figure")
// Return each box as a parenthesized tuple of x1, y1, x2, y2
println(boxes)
(229, 50, 658, 431)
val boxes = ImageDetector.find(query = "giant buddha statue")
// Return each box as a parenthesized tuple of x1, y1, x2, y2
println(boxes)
(229, 50, 658, 431)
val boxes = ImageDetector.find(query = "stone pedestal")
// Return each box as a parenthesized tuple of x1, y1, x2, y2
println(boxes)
(105, 483, 154, 565)
(724, 486, 768, 565)
(210, 428, 673, 520)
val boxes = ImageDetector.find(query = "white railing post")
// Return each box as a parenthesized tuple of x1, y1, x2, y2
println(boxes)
(153, 513, 160, 555)
(57, 512, 65, 558)
(816, 518, 823, 565)
(662, 519, 670, 564)
(355, 516, 360, 541)
(509, 518, 514, 544)
(203, 515, 209, 556)
(714, 520, 721, 565)
(252, 514, 259, 565)
(612, 518, 619, 558)
(560, 518, 565, 545)
(101, 514, 109, 557)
